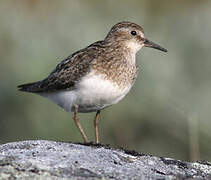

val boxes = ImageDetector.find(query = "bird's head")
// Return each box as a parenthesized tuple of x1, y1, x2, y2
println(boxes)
(105, 21, 167, 54)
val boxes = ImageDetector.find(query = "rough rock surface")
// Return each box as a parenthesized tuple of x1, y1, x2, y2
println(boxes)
(0, 140, 211, 179)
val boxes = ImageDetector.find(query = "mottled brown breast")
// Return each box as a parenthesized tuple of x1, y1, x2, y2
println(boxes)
(92, 45, 139, 89)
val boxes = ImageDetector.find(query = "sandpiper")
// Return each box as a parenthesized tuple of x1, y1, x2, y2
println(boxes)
(18, 22, 167, 143)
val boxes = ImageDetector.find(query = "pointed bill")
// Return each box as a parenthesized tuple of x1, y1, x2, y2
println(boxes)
(144, 39, 168, 52)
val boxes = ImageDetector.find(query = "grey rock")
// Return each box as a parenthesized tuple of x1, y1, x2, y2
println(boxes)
(0, 140, 211, 180)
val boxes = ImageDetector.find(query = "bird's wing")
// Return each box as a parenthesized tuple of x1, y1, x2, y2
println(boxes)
(18, 41, 104, 93)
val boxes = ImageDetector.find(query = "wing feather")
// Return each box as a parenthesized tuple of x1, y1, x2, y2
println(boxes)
(18, 41, 104, 93)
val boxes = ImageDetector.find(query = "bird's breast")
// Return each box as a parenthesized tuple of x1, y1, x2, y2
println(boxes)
(74, 72, 133, 112)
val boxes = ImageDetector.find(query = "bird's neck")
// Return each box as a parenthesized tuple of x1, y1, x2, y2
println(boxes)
(105, 40, 138, 66)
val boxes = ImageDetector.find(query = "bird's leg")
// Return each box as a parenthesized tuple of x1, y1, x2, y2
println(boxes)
(73, 105, 88, 143)
(94, 110, 101, 144)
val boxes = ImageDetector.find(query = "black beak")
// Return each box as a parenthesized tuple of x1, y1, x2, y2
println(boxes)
(144, 39, 168, 52)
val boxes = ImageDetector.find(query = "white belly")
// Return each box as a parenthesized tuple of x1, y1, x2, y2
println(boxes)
(40, 73, 132, 113)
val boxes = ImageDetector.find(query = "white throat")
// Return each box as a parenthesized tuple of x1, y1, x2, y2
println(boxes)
(126, 41, 144, 53)
(125, 41, 143, 64)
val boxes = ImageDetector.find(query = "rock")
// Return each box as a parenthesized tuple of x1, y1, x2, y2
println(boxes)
(0, 140, 211, 179)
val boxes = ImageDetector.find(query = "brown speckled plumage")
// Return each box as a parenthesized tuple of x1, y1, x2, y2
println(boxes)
(18, 22, 144, 93)
(18, 21, 167, 143)
(92, 45, 138, 88)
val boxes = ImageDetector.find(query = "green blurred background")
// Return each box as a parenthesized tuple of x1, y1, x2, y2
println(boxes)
(1, 0, 211, 161)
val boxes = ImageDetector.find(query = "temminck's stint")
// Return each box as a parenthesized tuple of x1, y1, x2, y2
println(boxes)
(18, 22, 167, 143)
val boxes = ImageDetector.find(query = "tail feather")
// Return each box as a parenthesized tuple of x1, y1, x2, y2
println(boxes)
(17, 81, 41, 93)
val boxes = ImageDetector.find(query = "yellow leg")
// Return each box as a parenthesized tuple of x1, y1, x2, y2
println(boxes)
(73, 105, 88, 143)
(94, 110, 101, 144)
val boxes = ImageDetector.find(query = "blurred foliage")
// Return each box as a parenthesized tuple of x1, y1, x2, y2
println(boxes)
(0, 0, 211, 161)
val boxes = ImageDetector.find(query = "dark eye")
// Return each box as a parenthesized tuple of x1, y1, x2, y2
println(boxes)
(131, 31, 137, 36)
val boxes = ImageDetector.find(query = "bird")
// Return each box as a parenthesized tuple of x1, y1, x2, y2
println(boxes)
(18, 21, 167, 144)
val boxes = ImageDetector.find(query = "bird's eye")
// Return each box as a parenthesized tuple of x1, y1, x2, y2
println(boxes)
(131, 31, 137, 36)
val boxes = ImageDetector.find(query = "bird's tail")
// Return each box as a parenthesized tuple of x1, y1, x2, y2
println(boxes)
(17, 81, 41, 93)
